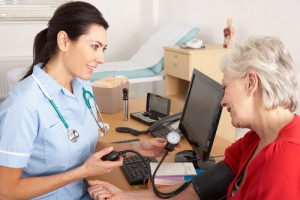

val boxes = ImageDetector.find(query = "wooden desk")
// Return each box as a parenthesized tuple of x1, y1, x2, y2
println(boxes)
(89, 99, 232, 190)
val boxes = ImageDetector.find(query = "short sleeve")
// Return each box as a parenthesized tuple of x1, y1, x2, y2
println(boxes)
(0, 95, 38, 168)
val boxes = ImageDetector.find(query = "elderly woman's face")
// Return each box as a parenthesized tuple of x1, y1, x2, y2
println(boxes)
(221, 73, 250, 128)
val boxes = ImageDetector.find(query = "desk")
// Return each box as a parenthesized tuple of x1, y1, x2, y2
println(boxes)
(89, 99, 232, 191)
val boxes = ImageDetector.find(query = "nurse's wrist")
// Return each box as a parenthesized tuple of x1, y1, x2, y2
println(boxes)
(76, 164, 91, 179)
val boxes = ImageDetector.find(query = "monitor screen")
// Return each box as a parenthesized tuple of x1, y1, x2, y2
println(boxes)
(179, 68, 224, 162)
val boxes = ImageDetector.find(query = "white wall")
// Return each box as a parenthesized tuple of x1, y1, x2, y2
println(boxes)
(0, 0, 142, 61)
(155, 0, 300, 115)
(87, 0, 142, 61)
(0, 21, 46, 57)
(0, 0, 300, 113)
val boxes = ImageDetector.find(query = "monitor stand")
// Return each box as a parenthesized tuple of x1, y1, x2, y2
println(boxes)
(174, 150, 216, 170)
(195, 154, 216, 170)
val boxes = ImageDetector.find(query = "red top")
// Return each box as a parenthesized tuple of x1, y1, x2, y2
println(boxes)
(224, 114, 300, 200)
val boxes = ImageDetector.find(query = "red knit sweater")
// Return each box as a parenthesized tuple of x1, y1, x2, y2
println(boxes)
(224, 115, 300, 200)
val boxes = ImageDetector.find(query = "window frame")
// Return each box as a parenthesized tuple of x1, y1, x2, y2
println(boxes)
(0, 0, 71, 21)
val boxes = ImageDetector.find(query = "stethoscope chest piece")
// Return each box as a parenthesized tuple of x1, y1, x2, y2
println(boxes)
(68, 129, 79, 143)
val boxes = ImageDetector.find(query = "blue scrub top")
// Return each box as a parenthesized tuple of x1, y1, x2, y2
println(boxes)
(0, 63, 99, 199)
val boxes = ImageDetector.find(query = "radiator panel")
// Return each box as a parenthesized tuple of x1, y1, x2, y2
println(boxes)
(0, 56, 32, 99)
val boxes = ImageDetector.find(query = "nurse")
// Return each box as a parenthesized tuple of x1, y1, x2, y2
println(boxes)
(0, 1, 167, 199)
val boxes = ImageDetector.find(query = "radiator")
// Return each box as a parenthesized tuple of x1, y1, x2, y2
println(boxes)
(0, 56, 32, 99)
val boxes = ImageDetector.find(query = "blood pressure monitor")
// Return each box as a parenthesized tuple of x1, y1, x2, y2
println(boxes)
(165, 131, 181, 151)
(167, 131, 181, 144)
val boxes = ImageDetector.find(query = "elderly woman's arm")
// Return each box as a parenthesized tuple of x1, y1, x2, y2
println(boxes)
(87, 180, 200, 200)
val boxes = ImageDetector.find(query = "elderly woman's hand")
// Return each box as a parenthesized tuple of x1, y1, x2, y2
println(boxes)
(88, 180, 122, 200)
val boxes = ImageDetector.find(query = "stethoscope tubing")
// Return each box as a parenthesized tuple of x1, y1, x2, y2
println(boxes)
(32, 74, 107, 142)
(83, 87, 108, 135)
(49, 99, 70, 129)
(32, 74, 70, 129)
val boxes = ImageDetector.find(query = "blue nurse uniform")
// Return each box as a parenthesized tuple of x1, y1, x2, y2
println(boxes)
(0, 63, 99, 199)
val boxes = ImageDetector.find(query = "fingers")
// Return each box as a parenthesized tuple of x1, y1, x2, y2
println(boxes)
(88, 180, 123, 194)
(88, 184, 112, 200)
(93, 147, 114, 160)
(153, 137, 167, 144)
(82, 148, 123, 177)
(88, 179, 103, 186)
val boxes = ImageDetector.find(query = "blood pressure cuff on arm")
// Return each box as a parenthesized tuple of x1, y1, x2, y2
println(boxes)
(192, 161, 235, 200)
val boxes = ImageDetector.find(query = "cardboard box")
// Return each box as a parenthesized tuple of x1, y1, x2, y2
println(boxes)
(92, 79, 129, 114)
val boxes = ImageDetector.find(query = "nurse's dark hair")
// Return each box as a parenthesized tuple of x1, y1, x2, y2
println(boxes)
(21, 1, 109, 80)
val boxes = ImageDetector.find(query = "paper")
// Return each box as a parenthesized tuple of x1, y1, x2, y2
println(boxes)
(150, 162, 197, 176)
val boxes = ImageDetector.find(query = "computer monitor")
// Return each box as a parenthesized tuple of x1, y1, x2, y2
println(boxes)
(178, 68, 224, 162)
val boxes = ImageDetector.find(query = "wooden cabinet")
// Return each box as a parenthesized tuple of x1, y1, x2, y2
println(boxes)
(164, 45, 235, 142)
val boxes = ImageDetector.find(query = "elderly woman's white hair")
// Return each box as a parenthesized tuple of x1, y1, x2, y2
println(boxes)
(220, 36, 300, 112)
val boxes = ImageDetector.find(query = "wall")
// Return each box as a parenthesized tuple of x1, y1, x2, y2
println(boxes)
(0, 22, 46, 57)
(87, 0, 142, 61)
(0, 0, 142, 62)
(156, 0, 300, 140)
(157, 0, 300, 75)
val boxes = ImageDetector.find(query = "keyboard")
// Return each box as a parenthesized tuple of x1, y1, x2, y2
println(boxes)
(121, 155, 157, 185)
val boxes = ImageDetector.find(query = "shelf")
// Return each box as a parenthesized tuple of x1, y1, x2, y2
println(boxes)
(164, 45, 236, 142)
(167, 95, 185, 113)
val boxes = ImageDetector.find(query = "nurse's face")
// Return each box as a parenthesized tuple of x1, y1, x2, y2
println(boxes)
(63, 24, 107, 80)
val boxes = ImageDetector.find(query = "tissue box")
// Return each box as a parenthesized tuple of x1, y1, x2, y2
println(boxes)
(92, 76, 129, 114)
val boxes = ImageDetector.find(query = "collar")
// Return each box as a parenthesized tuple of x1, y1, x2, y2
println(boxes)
(32, 63, 86, 99)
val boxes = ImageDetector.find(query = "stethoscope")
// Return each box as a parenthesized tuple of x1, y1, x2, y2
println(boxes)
(32, 74, 108, 143)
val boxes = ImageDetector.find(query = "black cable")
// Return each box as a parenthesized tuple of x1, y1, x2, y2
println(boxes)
(115, 127, 148, 136)
(150, 150, 192, 199)
(176, 155, 225, 163)
(119, 149, 192, 199)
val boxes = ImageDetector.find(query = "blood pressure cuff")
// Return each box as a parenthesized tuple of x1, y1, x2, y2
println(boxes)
(192, 161, 235, 200)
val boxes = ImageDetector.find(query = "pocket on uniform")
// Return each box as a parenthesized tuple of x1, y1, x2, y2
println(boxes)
(43, 121, 70, 167)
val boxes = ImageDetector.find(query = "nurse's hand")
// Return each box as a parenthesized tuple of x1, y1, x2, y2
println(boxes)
(81, 147, 123, 177)
(133, 138, 173, 157)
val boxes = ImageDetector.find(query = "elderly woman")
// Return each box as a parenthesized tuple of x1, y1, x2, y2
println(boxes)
(87, 36, 300, 200)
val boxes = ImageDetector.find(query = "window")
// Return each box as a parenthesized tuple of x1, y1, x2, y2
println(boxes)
(0, 0, 71, 21)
